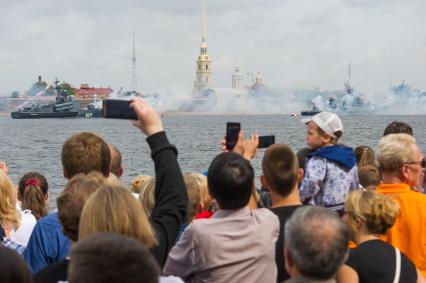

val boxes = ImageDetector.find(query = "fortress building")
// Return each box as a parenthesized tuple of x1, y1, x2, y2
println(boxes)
(193, 0, 212, 95)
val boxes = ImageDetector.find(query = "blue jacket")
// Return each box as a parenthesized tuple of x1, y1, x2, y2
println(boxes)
(24, 212, 71, 274)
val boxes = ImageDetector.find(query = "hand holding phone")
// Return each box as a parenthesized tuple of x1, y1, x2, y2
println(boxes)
(226, 122, 241, 151)
(258, 135, 275, 148)
(102, 99, 137, 120)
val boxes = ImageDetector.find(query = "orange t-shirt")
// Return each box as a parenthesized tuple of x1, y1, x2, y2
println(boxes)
(377, 183, 426, 277)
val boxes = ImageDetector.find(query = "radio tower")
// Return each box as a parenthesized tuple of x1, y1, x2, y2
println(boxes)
(132, 31, 137, 92)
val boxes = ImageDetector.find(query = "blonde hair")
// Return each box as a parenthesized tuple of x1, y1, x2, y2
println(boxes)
(354, 146, 376, 168)
(137, 178, 156, 217)
(378, 133, 416, 172)
(79, 183, 157, 248)
(130, 175, 154, 194)
(0, 170, 20, 230)
(183, 173, 204, 223)
(344, 188, 399, 235)
(358, 165, 381, 188)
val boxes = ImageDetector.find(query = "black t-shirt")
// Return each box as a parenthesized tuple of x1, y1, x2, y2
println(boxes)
(270, 205, 303, 283)
(34, 258, 69, 283)
(346, 240, 417, 283)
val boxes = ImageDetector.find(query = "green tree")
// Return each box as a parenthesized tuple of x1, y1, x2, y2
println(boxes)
(60, 82, 76, 96)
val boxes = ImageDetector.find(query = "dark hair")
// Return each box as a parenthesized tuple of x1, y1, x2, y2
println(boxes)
(18, 172, 49, 220)
(296, 148, 313, 170)
(285, 206, 349, 279)
(62, 132, 111, 178)
(383, 121, 413, 136)
(68, 233, 160, 283)
(207, 152, 254, 210)
(262, 144, 298, 197)
(0, 246, 32, 283)
(57, 172, 108, 241)
(108, 144, 122, 177)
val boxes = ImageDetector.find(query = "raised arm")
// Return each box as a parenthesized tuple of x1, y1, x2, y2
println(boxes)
(131, 98, 188, 267)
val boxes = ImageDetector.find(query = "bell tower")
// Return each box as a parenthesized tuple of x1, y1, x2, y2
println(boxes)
(193, 0, 212, 94)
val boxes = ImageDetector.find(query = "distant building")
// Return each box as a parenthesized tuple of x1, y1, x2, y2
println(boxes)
(232, 65, 243, 89)
(193, 0, 212, 95)
(73, 84, 113, 99)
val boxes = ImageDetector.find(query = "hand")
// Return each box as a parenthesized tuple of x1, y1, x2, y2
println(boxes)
(0, 161, 8, 175)
(220, 130, 245, 154)
(242, 134, 259, 160)
(130, 98, 164, 137)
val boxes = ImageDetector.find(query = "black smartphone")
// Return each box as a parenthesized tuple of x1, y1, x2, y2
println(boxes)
(102, 99, 137, 120)
(258, 135, 275, 148)
(226, 122, 241, 150)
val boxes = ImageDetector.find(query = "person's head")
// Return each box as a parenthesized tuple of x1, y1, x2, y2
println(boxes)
(137, 177, 156, 217)
(57, 172, 109, 242)
(261, 144, 303, 197)
(68, 233, 160, 283)
(358, 165, 381, 187)
(0, 170, 20, 231)
(383, 121, 413, 136)
(189, 172, 211, 212)
(130, 175, 154, 194)
(183, 173, 203, 224)
(354, 145, 376, 168)
(378, 133, 425, 186)
(284, 206, 349, 279)
(343, 188, 399, 241)
(302, 112, 343, 149)
(0, 246, 32, 283)
(108, 144, 123, 178)
(18, 172, 49, 220)
(62, 132, 111, 179)
(207, 152, 254, 210)
(79, 183, 157, 248)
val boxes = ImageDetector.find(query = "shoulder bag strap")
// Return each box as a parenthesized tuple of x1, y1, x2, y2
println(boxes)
(393, 247, 401, 283)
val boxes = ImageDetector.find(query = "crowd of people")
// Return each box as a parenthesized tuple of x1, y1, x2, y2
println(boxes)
(1, 98, 426, 283)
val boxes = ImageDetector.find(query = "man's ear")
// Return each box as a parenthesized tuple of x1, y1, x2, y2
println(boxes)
(297, 168, 304, 184)
(400, 164, 409, 182)
(260, 175, 269, 191)
(63, 169, 69, 179)
(118, 165, 124, 178)
(284, 247, 293, 275)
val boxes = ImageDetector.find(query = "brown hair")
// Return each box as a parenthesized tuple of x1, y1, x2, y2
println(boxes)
(344, 188, 399, 235)
(57, 172, 109, 241)
(262, 144, 298, 197)
(383, 121, 413, 137)
(183, 173, 203, 224)
(354, 146, 376, 168)
(358, 165, 381, 188)
(61, 132, 111, 178)
(0, 170, 20, 231)
(18, 172, 49, 220)
(79, 183, 157, 248)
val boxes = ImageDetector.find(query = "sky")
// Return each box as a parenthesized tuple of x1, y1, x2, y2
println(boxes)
(0, 0, 425, 95)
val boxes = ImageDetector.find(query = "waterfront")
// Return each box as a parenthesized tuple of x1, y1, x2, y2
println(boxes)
(1, 114, 426, 207)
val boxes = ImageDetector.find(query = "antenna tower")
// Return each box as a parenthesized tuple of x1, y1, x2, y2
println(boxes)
(132, 31, 137, 92)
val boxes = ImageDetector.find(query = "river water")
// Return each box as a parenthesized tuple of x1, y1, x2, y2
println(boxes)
(1, 114, 425, 207)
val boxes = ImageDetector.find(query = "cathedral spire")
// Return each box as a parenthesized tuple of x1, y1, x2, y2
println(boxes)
(193, 0, 212, 95)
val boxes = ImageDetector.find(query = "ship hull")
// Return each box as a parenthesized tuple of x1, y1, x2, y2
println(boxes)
(77, 109, 102, 118)
(11, 111, 79, 119)
(300, 110, 321, 116)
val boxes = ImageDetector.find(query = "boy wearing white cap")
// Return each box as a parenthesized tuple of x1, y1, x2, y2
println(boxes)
(299, 112, 359, 213)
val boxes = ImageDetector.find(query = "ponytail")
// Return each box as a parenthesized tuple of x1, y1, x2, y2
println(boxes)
(355, 146, 376, 168)
(18, 172, 49, 220)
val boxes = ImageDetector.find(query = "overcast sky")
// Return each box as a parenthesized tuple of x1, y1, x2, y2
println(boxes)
(0, 0, 425, 95)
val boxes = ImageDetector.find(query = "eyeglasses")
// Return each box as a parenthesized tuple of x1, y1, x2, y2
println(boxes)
(405, 158, 426, 169)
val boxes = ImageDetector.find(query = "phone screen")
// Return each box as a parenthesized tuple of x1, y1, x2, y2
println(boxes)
(258, 135, 275, 148)
(226, 122, 241, 150)
(102, 99, 137, 120)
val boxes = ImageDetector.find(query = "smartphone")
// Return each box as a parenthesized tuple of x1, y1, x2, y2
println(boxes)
(258, 135, 275, 148)
(226, 122, 241, 150)
(102, 99, 137, 120)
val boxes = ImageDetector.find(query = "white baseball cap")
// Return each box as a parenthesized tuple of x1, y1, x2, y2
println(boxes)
(301, 111, 343, 138)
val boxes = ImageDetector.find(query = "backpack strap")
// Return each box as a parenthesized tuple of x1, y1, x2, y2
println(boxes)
(393, 248, 401, 283)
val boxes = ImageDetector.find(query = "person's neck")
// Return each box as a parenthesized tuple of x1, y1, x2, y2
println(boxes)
(270, 187, 302, 208)
(381, 172, 405, 184)
(353, 229, 380, 245)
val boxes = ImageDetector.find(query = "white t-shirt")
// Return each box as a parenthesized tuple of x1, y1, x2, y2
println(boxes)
(10, 209, 37, 247)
